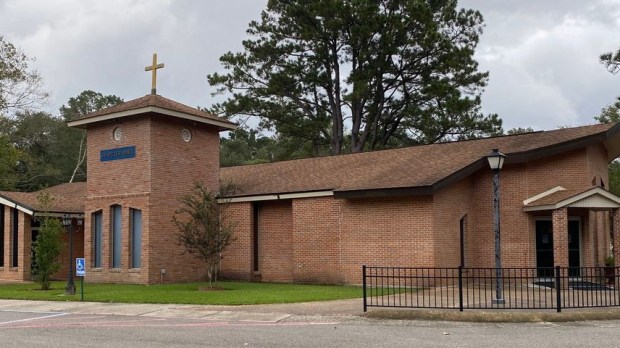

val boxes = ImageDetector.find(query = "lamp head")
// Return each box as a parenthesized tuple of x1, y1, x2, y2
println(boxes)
(486, 148, 506, 170)
(62, 214, 72, 227)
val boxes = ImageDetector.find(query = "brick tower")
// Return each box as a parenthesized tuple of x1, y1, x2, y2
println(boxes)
(67, 58, 235, 283)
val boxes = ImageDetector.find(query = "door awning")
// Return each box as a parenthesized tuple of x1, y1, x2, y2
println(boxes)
(523, 186, 620, 212)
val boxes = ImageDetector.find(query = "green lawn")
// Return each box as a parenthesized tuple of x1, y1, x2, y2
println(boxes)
(0, 281, 363, 305)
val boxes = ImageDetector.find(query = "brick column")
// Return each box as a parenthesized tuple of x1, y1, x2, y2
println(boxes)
(552, 208, 568, 267)
(613, 209, 620, 266)
(1, 207, 9, 275)
(19, 212, 32, 281)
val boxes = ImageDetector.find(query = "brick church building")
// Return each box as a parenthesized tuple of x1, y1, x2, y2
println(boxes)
(2, 90, 620, 285)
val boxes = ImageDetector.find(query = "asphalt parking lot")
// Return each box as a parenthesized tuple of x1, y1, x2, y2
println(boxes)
(0, 310, 310, 330)
(0, 309, 345, 348)
(4, 307, 620, 348)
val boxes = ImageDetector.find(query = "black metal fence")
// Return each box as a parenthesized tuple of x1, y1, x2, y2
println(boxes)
(362, 265, 620, 312)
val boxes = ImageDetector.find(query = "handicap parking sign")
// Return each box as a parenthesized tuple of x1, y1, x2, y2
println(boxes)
(76, 258, 85, 277)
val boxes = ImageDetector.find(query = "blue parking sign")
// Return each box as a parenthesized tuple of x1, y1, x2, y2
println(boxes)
(76, 258, 85, 277)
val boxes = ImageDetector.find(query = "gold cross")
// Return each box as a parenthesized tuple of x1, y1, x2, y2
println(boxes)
(145, 53, 165, 95)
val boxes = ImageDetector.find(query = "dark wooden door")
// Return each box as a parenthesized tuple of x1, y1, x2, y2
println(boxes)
(536, 220, 554, 277)
(568, 220, 580, 277)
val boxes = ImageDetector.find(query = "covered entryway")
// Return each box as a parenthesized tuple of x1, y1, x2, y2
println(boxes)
(0, 183, 86, 282)
(525, 186, 620, 269)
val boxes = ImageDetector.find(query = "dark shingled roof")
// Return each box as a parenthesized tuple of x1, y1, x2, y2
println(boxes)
(2, 122, 619, 213)
(221, 122, 620, 198)
(68, 94, 235, 130)
(0, 182, 86, 214)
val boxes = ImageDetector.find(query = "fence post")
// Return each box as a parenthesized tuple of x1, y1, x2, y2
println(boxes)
(555, 266, 561, 313)
(458, 266, 464, 312)
(362, 265, 367, 312)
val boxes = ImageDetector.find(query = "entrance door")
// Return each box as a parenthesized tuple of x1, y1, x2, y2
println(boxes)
(535, 219, 581, 277)
(568, 220, 580, 277)
(536, 220, 554, 277)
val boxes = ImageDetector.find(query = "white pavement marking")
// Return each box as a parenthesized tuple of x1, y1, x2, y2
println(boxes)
(0, 311, 68, 325)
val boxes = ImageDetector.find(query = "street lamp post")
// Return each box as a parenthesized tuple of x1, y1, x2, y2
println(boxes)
(487, 148, 506, 305)
(63, 215, 75, 295)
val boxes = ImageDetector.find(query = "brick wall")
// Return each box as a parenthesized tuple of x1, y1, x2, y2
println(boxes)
(257, 200, 294, 282)
(432, 176, 474, 267)
(86, 117, 152, 197)
(218, 142, 610, 285)
(83, 114, 222, 284)
(586, 144, 611, 266)
(292, 197, 342, 283)
(84, 116, 153, 283)
(148, 118, 221, 283)
(340, 196, 433, 284)
(223, 195, 434, 285)
(470, 163, 538, 269)
(586, 144, 609, 188)
(220, 202, 253, 280)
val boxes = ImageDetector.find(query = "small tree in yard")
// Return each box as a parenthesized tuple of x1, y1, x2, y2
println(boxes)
(32, 193, 64, 290)
(173, 182, 236, 288)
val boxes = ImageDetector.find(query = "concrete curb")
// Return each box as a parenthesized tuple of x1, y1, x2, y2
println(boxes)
(364, 308, 620, 322)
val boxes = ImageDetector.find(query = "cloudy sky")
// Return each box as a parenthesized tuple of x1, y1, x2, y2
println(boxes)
(0, 0, 618, 131)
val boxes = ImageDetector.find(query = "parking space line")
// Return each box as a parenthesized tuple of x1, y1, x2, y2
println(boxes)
(0, 312, 68, 325)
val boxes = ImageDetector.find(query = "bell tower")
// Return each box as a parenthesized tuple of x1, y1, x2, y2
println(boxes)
(67, 55, 236, 283)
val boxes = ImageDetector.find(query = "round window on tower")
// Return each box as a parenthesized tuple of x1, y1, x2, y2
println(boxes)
(113, 127, 122, 141)
(181, 128, 192, 142)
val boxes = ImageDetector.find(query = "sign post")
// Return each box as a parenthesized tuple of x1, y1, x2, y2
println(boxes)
(76, 258, 85, 301)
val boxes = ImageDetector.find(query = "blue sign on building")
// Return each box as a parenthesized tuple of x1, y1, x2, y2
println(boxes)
(100, 146, 136, 162)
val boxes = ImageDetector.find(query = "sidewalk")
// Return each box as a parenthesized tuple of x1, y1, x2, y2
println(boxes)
(0, 298, 364, 323)
(3, 296, 620, 323)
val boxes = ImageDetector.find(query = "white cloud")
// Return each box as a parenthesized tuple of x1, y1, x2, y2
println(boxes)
(0, 0, 267, 114)
(462, 0, 620, 130)
(0, 0, 618, 132)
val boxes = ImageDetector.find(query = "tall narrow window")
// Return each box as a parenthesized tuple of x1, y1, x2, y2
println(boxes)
(252, 202, 260, 272)
(92, 211, 103, 268)
(0, 205, 4, 267)
(111, 205, 122, 268)
(12, 208, 18, 267)
(130, 208, 142, 268)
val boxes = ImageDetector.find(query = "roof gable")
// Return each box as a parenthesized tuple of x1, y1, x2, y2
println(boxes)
(0, 194, 34, 215)
(523, 186, 620, 211)
(67, 94, 236, 131)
